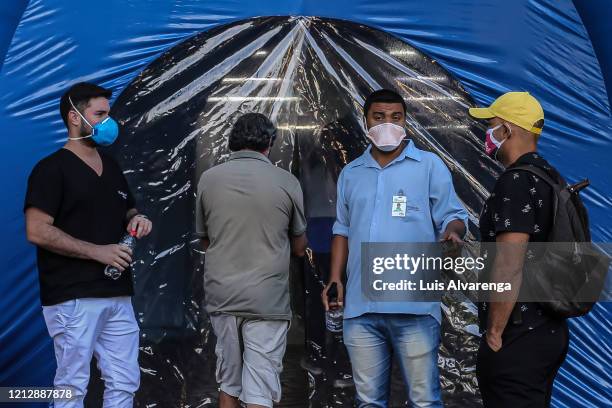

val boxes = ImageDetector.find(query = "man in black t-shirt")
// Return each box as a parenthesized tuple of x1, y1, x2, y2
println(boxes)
(24, 82, 152, 408)
(469, 92, 569, 407)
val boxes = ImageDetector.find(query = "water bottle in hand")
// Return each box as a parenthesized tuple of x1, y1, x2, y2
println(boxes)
(104, 230, 137, 280)
(325, 282, 344, 332)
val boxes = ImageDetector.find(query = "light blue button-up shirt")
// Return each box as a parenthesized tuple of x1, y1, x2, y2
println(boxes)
(332, 141, 468, 324)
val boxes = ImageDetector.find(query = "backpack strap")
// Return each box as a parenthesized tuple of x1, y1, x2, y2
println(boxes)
(511, 164, 560, 190)
(508, 164, 561, 241)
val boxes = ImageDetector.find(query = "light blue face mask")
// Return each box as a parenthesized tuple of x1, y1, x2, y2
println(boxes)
(68, 96, 119, 146)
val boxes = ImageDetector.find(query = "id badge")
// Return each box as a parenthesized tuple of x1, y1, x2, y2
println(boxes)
(392, 195, 407, 217)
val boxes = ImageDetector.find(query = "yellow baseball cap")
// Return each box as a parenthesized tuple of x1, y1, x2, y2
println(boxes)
(469, 92, 544, 135)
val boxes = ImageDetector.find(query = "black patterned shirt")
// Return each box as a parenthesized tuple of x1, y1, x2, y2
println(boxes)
(479, 152, 564, 343)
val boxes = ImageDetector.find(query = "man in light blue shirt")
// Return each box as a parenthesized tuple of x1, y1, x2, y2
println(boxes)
(322, 89, 468, 407)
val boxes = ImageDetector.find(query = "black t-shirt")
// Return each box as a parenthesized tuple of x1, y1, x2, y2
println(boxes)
(479, 152, 565, 343)
(24, 148, 136, 306)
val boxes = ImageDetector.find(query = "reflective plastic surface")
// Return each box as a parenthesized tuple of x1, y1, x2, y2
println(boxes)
(106, 16, 500, 407)
(2, 2, 610, 407)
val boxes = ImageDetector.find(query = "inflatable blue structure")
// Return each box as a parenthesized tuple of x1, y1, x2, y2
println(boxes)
(1, 1, 610, 407)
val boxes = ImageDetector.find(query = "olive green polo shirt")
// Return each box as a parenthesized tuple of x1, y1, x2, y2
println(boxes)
(195, 150, 306, 320)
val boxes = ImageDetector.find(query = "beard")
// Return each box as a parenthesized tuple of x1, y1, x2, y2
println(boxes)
(79, 122, 96, 147)
(79, 121, 90, 137)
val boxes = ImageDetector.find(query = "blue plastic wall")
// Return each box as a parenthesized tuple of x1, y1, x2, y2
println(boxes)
(1, 1, 610, 407)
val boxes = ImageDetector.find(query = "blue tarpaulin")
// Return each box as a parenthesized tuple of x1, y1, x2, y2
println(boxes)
(0, 1, 610, 407)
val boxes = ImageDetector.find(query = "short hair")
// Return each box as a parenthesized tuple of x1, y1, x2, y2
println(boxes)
(363, 89, 407, 117)
(533, 119, 545, 131)
(228, 113, 277, 152)
(60, 82, 112, 128)
(531, 119, 545, 139)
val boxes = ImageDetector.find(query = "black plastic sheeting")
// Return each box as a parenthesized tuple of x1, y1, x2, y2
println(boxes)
(102, 16, 503, 407)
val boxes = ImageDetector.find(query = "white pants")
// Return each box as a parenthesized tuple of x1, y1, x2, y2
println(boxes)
(42, 296, 140, 408)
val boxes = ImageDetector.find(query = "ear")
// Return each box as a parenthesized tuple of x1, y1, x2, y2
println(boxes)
(503, 122, 513, 138)
(68, 110, 81, 127)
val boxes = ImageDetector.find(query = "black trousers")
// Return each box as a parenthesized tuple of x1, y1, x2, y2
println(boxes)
(477, 320, 569, 408)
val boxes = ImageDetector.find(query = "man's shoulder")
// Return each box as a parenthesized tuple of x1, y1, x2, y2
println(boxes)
(508, 153, 561, 177)
(404, 149, 450, 180)
(197, 163, 223, 188)
(492, 168, 540, 201)
(268, 164, 300, 189)
(203, 157, 243, 175)
(498, 165, 547, 186)
(341, 153, 368, 174)
(416, 148, 445, 168)
(495, 169, 529, 187)
(42, 148, 67, 162)
(198, 160, 300, 189)
(31, 149, 65, 174)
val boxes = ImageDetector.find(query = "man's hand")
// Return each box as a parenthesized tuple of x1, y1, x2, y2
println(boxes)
(486, 331, 502, 352)
(440, 228, 464, 259)
(127, 215, 153, 239)
(326, 235, 348, 311)
(440, 230, 463, 244)
(439, 219, 465, 258)
(92, 244, 133, 271)
(321, 280, 344, 312)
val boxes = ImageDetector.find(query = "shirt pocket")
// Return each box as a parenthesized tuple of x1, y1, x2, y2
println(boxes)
(399, 198, 427, 223)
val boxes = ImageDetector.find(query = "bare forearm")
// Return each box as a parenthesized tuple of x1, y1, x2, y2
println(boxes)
(487, 296, 519, 336)
(291, 233, 308, 257)
(329, 235, 348, 282)
(29, 223, 97, 260)
(487, 244, 525, 335)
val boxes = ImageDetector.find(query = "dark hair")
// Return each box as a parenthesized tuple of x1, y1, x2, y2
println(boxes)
(228, 113, 277, 152)
(533, 119, 545, 130)
(60, 82, 112, 128)
(363, 89, 407, 116)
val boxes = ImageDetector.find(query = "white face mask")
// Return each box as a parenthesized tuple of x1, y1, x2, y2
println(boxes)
(366, 122, 406, 152)
(485, 123, 511, 160)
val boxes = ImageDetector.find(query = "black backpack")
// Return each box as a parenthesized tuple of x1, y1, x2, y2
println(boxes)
(512, 165, 610, 318)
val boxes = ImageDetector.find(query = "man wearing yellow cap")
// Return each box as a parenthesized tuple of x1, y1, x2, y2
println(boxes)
(469, 92, 569, 407)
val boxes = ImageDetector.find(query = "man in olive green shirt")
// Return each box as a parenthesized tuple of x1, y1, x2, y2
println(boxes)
(195, 113, 307, 408)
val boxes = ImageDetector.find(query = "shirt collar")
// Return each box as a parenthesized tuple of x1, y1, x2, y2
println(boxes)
(359, 139, 422, 169)
(508, 151, 549, 170)
(229, 150, 272, 164)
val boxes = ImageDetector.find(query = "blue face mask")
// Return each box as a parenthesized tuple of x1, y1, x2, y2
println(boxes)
(68, 97, 119, 146)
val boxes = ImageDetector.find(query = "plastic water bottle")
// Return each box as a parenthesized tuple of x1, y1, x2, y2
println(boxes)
(104, 230, 137, 280)
(325, 282, 344, 332)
